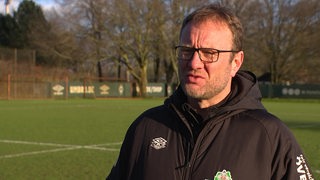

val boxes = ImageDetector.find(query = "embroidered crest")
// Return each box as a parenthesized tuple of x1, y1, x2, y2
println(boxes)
(150, 137, 167, 150)
(214, 170, 232, 180)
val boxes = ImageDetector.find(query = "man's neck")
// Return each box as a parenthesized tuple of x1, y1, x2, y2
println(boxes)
(187, 90, 231, 110)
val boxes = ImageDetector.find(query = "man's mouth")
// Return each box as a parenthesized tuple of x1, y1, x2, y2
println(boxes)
(185, 73, 205, 83)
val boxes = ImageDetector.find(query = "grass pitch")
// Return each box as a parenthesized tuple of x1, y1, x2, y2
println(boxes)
(0, 98, 319, 179)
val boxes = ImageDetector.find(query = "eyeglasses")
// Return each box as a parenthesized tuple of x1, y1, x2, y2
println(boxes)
(175, 46, 240, 63)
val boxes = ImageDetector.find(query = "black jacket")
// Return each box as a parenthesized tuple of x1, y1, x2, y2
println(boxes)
(107, 71, 314, 180)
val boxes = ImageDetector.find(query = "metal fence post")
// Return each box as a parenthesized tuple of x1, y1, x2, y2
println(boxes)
(7, 74, 11, 100)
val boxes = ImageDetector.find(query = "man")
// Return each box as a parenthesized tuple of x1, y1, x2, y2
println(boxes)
(107, 4, 314, 180)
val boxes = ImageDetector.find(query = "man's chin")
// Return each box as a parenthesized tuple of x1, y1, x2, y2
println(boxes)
(182, 85, 203, 99)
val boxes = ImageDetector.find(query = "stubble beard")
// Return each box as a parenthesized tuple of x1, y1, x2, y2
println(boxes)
(180, 71, 231, 101)
(182, 80, 228, 100)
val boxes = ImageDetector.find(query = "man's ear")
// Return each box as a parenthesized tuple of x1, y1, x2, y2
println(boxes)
(231, 51, 244, 77)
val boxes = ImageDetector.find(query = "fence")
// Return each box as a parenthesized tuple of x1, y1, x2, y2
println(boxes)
(0, 74, 52, 99)
(0, 75, 171, 99)
(0, 74, 319, 99)
(259, 84, 320, 99)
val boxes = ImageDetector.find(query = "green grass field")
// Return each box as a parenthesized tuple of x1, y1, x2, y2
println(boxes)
(0, 99, 319, 179)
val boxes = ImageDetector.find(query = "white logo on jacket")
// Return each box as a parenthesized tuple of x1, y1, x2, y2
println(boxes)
(150, 137, 167, 150)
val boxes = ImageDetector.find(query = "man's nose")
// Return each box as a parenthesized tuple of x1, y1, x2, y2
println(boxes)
(188, 51, 203, 69)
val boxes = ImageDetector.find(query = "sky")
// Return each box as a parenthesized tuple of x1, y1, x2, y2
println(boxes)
(1, 0, 59, 14)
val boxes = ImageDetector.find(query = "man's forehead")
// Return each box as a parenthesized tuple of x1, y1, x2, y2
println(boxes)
(181, 20, 230, 35)
(189, 18, 228, 28)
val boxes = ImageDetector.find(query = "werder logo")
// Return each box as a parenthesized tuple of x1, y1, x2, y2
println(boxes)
(150, 137, 167, 150)
(214, 170, 232, 180)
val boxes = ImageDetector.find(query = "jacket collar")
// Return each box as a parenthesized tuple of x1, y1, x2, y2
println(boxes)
(165, 70, 265, 121)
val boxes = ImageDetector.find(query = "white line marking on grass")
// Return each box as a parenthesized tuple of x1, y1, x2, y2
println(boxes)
(0, 147, 81, 159)
(0, 139, 122, 148)
(0, 139, 78, 148)
(82, 146, 119, 151)
(0, 139, 121, 159)
(91, 142, 123, 146)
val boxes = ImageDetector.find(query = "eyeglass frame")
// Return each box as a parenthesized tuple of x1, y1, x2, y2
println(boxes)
(175, 45, 241, 63)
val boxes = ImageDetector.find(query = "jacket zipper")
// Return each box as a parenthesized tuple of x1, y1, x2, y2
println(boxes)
(170, 103, 194, 180)
(183, 136, 203, 180)
(181, 104, 202, 180)
(170, 103, 217, 180)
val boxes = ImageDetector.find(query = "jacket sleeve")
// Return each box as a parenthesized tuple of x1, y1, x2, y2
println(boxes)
(270, 120, 314, 180)
(106, 117, 145, 180)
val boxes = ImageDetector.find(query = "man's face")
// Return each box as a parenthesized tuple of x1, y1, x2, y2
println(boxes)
(178, 20, 243, 105)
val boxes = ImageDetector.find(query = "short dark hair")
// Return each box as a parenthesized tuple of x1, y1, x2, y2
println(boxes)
(179, 4, 243, 51)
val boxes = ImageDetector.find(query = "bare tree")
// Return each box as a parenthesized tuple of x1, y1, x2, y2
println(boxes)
(56, 0, 112, 75)
(102, 0, 152, 97)
(243, 0, 320, 84)
(50, 0, 320, 93)
(103, 0, 205, 96)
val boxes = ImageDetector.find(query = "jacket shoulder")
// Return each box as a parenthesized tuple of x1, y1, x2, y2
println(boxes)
(133, 104, 172, 125)
(243, 109, 288, 131)
(241, 110, 312, 179)
(242, 109, 303, 155)
(239, 109, 300, 150)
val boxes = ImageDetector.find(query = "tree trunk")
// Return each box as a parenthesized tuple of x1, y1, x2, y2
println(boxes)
(139, 65, 148, 97)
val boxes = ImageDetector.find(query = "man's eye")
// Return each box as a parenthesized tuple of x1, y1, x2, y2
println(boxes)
(181, 48, 194, 53)
(181, 50, 194, 56)
(202, 50, 217, 55)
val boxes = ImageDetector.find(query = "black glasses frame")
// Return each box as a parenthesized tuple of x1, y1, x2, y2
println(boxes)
(175, 46, 240, 63)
